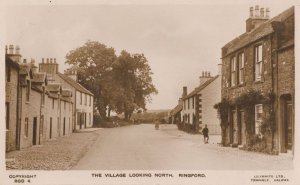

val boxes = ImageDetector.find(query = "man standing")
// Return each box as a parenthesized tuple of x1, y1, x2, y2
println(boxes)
(202, 124, 209, 144)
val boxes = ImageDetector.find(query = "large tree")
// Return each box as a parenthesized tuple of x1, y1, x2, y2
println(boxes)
(112, 50, 158, 120)
(65, 41, 117, 119)
(65, 41, 157, 120)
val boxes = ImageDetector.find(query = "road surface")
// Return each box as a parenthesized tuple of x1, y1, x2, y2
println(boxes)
(72, 124, 293, 170)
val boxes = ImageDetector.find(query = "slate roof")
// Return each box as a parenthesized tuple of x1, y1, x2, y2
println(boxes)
(57, 72, 93, 96)
(222, 6, 294, 57)
(46, 83, 61, 92)
(61, 89, 73, 97)
(6, 56, 20, 69)
(32, 72, 47, 83)
(182, 75, 219, 100)
(19, 64, 31, 75)
(170, 104, 183, 116)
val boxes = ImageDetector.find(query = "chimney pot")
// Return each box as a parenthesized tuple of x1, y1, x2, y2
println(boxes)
(23, 59, 27, 63)
(46, 58, 49, 63)
(15, 45, 20, 55)
(255, 5, 259, 17)
(9, 45, 14, 54)
(266, 8, 270, 18)
(5, 45, 8, 54)
(54, 58, 56, 63)
(249, 7, 254, 17)
(260, 8, 265, 18)
(42, 58, 44, 63)
(50, 58, 53, 63)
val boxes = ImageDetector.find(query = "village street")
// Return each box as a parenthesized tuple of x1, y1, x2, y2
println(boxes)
(72, 124, 293, 170)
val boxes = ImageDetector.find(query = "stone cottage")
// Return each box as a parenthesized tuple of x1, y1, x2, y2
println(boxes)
(220, 6, 294, 154)
(181, 68, 221, 134)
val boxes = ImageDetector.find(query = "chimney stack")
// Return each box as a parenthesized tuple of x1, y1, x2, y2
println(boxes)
(246, 5, 269, 32)
(199, 71, 213, 86)
(23, 59, 27, 63)
(182, 86, 187, 98)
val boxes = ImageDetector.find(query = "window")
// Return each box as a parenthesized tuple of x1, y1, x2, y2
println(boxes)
(230, 57, 236, 86)
(64, 101, 66, 110)
(24, 118, 29, 137)
(188, 98, 190, 109)
(89, 96, 91, 106)
(85, 94, 87, 105)
(238, 52, 245, 84)
(6, 102, 9, 129)
(80, 92, 82, 105)
(255, 104, 263, 135)
(255, 45, 263, 81)
(52, 99, 55, 109)
(26, 80, 30, 101)
(50, 117, 53, 139)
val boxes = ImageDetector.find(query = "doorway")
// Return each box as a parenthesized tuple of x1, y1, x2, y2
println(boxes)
(32, 117, 38, 145)
(280, 94, 294, 153)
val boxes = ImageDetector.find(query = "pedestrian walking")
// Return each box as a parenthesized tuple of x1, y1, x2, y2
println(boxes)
(202, 124, 209, 144)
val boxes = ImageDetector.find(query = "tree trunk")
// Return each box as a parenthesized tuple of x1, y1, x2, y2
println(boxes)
(107, 107, 111, 119)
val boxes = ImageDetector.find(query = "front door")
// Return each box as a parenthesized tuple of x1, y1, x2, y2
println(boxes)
(63, 118, 66, 136)
(32, 117, 37, 145)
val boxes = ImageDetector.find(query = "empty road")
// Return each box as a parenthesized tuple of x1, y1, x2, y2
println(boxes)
(72, 124, 292, 170)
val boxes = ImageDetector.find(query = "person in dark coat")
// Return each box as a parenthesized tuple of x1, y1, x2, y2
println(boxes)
(202, 124, 209, 144)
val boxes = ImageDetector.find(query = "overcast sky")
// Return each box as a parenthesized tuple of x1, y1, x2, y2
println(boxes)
(4, 1, 297, 110)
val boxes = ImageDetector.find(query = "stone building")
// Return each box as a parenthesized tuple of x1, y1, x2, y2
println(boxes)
(5, 46, 74, 151)
(5, 45, 21, 152)
(39, 59, 94, 130)
(220, 6, 294, 154)
(181, 68, 221, 134)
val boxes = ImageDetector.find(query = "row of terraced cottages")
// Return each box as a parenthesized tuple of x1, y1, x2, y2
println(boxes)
(220, 6, 294, 154)
(5, 46, 94, 152)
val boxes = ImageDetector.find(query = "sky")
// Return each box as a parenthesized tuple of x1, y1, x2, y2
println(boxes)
(4, 0, 297, 110)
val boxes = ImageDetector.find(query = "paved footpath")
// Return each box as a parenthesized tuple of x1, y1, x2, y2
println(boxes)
(72, 124, 293, 170)
(6, 128, 102, 170)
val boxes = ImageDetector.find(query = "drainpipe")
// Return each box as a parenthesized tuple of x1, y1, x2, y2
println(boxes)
(16, 71, 21, 150)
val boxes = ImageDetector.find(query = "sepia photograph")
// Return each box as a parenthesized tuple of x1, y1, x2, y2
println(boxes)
(1, 0, 299, 184)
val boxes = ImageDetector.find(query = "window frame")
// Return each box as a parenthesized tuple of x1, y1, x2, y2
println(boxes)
(254, 44, 263, 81)
(230, 56, 237, 87)
(24, 117, 29, 137)
(238, 52, 245, 85)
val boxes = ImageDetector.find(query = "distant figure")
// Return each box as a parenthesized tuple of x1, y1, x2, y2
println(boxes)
(202, 124, 209, 144)
(155, 119, 159, 130)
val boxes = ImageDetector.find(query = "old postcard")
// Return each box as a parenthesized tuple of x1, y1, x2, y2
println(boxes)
(1, 0, 299, 184)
